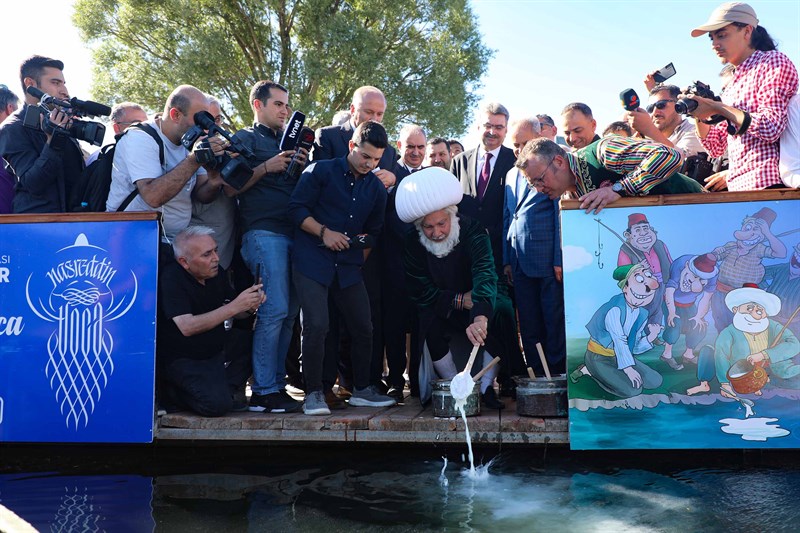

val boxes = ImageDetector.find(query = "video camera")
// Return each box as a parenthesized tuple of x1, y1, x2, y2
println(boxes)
(674, 81, 726, 124)
(182, 110, 255, 190)
(23, 86, 109, 147)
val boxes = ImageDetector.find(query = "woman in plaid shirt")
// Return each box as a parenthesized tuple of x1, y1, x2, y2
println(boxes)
(685, 2, 798, 191)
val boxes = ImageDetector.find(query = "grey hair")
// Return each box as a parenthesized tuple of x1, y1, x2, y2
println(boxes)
(482, 102, 509, 121)
(413, 204, 458, 231)
(173, 225, 216, 259)
(515, 138, 566, 170)
(110, 102, 146, 124)
(398, 123, 426, 142)
(510, 117, 541, 135)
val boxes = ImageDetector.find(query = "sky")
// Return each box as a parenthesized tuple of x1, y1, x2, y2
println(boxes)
(0, 0, 798, 149)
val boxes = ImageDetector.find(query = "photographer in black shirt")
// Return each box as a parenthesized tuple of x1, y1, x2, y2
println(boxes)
(0, 55, 85, 213)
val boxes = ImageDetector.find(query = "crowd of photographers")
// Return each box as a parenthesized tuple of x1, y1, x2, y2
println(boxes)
(0, 2, 797, 417)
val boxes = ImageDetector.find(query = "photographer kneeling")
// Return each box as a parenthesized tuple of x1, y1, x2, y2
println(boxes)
(687, 2, 798, 191)
(0, 56, 85, 213)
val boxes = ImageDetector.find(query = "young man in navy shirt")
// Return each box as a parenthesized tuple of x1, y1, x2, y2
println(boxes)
(289, 121, 396, 415)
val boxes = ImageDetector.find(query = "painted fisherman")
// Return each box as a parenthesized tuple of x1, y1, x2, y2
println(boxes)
(688, 284, 800, 396)
(571, 263, 664, 399)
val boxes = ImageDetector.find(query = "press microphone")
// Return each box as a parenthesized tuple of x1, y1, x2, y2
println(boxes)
(26, 86, 69, 107)
(620, 89, 640, 112)
(280, 111, 306, 151)
(69, 97, 111, 117)
(26, 86, 111, 116)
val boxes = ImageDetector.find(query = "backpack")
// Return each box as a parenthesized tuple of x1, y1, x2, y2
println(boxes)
(69, 123, 165, 212)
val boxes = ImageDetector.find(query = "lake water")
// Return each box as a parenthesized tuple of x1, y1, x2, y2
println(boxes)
(1, 445, 798, 532)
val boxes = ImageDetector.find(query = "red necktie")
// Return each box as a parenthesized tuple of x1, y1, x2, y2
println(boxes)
(477, 152, 493, 200)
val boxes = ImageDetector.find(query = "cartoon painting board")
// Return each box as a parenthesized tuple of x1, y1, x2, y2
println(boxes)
(561, 191, 800, 450)
(0, 213, 159, 443)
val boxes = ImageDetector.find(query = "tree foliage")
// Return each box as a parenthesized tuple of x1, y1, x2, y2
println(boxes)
(72, 0, 492, 137)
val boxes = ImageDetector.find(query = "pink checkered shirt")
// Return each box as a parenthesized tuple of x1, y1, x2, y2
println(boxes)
(700, 50, 798, 191)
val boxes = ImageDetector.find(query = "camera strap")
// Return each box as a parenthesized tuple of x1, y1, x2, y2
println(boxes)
(115, 123, 165, 212)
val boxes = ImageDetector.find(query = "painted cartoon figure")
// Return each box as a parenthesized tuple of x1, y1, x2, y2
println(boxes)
(711, 208, 787, 332)
(571, 263, 664, 399)
(617, 213, 672, 332)
(662, 253, 719, 369)
(760, 242, 800, 337)
(688, 284, 800, 397)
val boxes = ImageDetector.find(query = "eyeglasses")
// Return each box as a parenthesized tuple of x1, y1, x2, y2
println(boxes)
(526, 158, 554, 190)
(645, 99, 676, 113)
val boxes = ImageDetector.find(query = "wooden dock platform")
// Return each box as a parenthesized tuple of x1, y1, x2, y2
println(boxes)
(156, 395, 569, 445)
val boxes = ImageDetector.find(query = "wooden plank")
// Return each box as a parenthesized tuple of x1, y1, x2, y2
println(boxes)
(0, 212, 160, 223)
(154, 427, 570, 444)
(560, 188, 800, 211)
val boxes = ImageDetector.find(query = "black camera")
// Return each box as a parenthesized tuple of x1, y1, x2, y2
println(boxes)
(23, 86, 109, 147)
(674, 81, 726, 124)
(683, 152, 714, 184)
(185, 111, 256, 190)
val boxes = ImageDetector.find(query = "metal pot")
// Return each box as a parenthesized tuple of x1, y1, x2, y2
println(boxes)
(513, 376, 568, 417)
(431, 379, 480, 417)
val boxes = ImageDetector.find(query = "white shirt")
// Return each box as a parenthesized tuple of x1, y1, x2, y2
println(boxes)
(668, 118, 705, 160)
(107, 119, 206, 240)
(779, 94, 800, 188)
(476, 145, 501, 186)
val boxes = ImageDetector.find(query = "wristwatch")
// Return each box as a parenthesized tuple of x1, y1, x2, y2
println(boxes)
(611, 182, 628, 196)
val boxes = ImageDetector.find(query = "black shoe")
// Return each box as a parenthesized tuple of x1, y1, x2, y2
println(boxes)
(231, 388, 248, 412)
(248, 391, 302, 413)
(482, 387, 505, 410)
(376, 380, 390, 395)
(324, 389, 348, 410)
(387, 387, 405, 405)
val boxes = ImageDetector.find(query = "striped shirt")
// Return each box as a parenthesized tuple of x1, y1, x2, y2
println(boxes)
(700, 50, 799, 191)
(587, 137, 683, 196)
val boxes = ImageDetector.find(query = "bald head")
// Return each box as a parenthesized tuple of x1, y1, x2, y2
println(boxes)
(509, 118, 541, 158)
(162, 84, 210, 144)
(351, 86, 386, 126)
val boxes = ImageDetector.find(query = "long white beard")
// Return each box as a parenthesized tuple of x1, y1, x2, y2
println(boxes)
(419, 216, 461, 258)
(733, 312, 769, 334)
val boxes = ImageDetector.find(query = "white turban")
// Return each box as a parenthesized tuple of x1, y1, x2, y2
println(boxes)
(395, 167, 463, 224)
(725, 285, 781, 316)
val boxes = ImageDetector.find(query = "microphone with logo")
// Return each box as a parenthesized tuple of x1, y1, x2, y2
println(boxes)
(619, 89, 640, 112)
(279, 111, 313, 181)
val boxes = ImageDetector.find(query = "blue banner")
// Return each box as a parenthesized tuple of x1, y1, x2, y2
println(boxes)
(0, 218, 158, 443)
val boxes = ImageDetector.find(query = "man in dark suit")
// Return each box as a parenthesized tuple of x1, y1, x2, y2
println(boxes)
(503, 118, 566, 375)
(450, 102, 516, 274)
(312, 85, 399, 186)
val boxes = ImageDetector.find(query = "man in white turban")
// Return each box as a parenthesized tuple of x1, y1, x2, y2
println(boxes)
(396, 167, 518, 409)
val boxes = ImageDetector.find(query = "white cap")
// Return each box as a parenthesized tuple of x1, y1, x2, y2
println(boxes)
(691, 2, 758, 37)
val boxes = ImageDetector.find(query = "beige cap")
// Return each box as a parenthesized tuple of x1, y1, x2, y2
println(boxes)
(691, 2, 758, 37)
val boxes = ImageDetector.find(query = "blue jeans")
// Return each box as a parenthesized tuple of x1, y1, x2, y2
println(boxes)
(241, 230, 299, 395)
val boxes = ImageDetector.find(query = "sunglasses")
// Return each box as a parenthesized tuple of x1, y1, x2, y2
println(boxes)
(646, 99, 676, 113)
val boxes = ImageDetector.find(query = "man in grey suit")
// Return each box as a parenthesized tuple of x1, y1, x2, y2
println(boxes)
(450, 102, 516, 274)
(504, 118, 566, 375)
